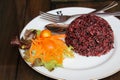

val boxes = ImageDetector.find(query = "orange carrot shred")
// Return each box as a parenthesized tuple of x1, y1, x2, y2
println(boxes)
(28, 30, 73, 64)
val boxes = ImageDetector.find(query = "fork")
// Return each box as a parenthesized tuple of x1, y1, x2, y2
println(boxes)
(45, 11, 120, 34)
(40, 1, 118, 23)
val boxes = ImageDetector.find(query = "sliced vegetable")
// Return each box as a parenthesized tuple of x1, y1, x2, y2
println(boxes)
(11, 29, 74, 71)
(40, 29, 52, 38)
(27, 29, 74, 71)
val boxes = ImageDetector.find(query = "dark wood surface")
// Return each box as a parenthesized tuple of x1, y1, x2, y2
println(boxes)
(0, 0, 120, 80)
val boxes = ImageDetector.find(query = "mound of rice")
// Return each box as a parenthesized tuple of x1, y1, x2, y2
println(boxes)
(65, 14, 114, 56)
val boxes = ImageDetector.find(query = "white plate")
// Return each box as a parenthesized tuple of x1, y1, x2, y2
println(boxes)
(20, 7, 120, 80)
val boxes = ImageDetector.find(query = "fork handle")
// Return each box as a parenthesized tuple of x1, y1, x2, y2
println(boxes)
(70, 11, 120, 17)
(63, 1, 118, 20)
(94, 11, 120, 16)
(90, 1, 118, 13)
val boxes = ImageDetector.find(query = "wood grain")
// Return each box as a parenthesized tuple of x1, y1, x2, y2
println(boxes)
(0, 0, 120, 80)
(51, 0, 120, 12)
(24, 0, 51, 25)
(0, 0, 20, 80)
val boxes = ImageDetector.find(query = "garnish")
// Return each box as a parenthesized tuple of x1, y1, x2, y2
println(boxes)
(23, 29, 74, 71)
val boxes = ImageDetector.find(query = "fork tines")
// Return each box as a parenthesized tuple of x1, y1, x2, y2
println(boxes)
(40, 11, 61, 22)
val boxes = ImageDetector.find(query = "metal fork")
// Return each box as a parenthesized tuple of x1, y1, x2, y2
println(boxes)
(45, 11, 120, 33)
(40, 1, 118, 23)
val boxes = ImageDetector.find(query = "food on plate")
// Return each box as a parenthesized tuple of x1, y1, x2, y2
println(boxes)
(11, 29, 37, 49)
(40, 29, 52, 37)
(65, 14, 114, 56)
(45, 23, 69, 33)
(11, 29, 74, 71)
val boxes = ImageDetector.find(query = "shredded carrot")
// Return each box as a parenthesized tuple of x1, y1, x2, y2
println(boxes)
(28, 30, 73, 64)
(51, 34, 66, 39)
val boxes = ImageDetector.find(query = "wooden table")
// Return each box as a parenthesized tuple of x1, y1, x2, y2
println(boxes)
(0, 0, 120, 80)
